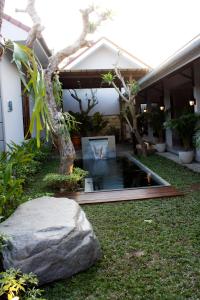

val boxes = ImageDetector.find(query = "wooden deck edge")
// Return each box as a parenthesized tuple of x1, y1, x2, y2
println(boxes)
(55, 186, 183, 205)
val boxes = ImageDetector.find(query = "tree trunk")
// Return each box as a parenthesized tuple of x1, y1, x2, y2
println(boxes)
(44, 70, 75, 175)
(131, 102, 147, 156)
(134, 129, 147, 156)
(58, 134, 75, 174)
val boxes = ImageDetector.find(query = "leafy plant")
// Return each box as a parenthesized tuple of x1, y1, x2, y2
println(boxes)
(194, 128, 200, 149)
(53, 73, 63, 109)
(0, 234, 8, 253)
(0, 148, 31, 218)
(144, 107, 166, 142)
(164, 113, 200, 150)
(90, 112, 108, 135)
(43, 167, 88, 191)
(105, 126, 120, 142)
(0, 138, 51, 218)
(0, 268, 45, 300)
(5, 41, 50, 147)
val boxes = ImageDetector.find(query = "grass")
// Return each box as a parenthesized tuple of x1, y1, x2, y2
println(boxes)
(27, 154, 200, 300)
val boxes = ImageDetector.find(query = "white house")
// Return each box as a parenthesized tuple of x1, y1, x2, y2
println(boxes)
(0, 14, 51, 151)
(60, 37, 150, 137)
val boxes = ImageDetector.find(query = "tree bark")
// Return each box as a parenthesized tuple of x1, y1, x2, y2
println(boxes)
(44, 69, 76, 174)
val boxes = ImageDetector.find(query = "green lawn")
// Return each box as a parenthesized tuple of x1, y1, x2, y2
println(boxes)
(27, 154, 200, 300)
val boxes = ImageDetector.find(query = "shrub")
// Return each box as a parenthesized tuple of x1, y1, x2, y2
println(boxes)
(0, 149, 32, 218)
(43, 167, 88, 191)
(0, 268, 45, 300)
(164, 113, 200, 150)
(8, 139, 51, 182)
(0, 139, 51, 219)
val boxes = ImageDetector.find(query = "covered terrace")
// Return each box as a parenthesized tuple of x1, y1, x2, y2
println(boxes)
(137, 34, 200, 159)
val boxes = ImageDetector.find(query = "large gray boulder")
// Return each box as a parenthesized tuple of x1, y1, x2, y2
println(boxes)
(0, 196, 101, 284)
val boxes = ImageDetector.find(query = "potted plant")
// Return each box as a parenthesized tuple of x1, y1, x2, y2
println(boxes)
(67, 112, 81, 149)
(193, 127, 200, 162)
(164, 112, 200, 163)
(145, 107, 166, 152)
(90, 112, 108, 136)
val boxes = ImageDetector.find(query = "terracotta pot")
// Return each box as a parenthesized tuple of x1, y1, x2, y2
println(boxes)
(71, 135, 81, 150)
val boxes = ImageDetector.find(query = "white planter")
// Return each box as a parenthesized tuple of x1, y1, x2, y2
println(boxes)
(179, 150, 194, 164)
(195, 149, 200, 162)
(155, 143, 166, 153)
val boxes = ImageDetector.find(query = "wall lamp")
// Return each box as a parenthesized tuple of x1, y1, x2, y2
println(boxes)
(160, 105, 165, 111)
(141, 103, 147, 113)
(189, 98, 196, 106)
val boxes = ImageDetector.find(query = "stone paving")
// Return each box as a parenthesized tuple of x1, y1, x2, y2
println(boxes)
(157, 152, 200, 173)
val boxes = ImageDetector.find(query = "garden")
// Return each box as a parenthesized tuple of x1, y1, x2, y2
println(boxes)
(1, 1, 200, 299)
(0, 137, 200, 299)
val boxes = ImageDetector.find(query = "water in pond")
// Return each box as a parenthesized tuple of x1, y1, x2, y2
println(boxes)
(75, 157, 160, 191)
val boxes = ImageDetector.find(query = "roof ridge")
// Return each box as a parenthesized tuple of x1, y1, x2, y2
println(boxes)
(63, 36, 151, 69)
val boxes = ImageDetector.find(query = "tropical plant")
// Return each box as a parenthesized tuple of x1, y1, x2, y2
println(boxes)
(102, 69, 147, 155)
(0, 146, 32, 218)
(1, 0, 110, 175)
(144, 107, 166, 142)
(0, 138, 51, 218)
(43, 167, 88, 192)
(68, 111, 90, 137)
(90, 112, 108, 135)
(164, 113, 200, 150)
(68, 89, 100, 137)
(0, 268, 45, 300)
(194, 128, 200, 149)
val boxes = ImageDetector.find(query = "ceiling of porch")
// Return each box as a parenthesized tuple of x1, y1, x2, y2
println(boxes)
(59, 68, 148, 89)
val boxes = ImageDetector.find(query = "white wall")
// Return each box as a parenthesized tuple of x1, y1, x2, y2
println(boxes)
(73, 45, 141, 70)
(1, 19, 28, 41)
(63, 88, 120, 116)
(0, 55, 24, 150)
(0, 96, 4, 151)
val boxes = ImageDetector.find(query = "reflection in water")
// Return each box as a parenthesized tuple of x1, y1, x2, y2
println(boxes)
(75, 157, 159, 191)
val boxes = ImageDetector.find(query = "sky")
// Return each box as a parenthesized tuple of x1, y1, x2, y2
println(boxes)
(4, 0, 200, 67)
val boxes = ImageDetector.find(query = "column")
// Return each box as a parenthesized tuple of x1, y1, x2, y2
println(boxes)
(146, 98, 154, 142)
(164, 87, 173, 149)
(193, 61, 200, 161)
(193, 61, 200, 113)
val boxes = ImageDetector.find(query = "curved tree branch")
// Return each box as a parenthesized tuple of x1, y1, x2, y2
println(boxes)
(48, 6, 110, 71)
(16, 0, 44, 48)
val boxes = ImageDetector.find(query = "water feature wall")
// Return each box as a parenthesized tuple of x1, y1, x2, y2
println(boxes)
(81, 136, 116, 160)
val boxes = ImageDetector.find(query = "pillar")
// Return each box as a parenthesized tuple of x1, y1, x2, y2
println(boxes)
(146, 98, 154, 142)
(193, 60, 200, 113)
(164, 87, 173, 149)
(193, 61, 200, 161)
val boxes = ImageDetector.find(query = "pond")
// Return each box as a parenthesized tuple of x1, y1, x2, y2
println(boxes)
(75, 156, 164, 192)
